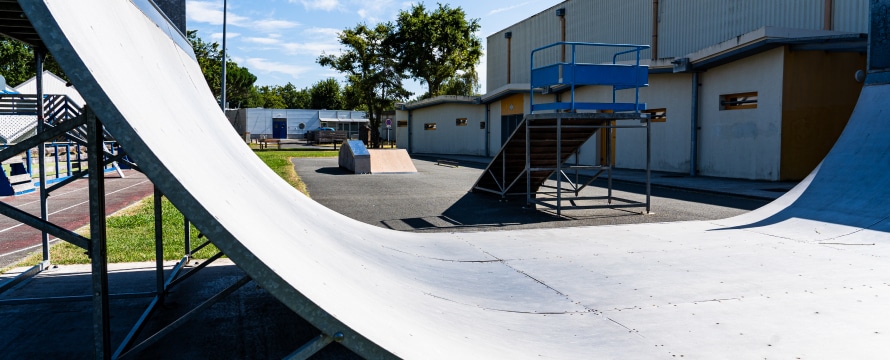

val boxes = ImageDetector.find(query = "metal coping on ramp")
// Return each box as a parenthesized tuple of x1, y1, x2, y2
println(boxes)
(5, 0, 890, 359)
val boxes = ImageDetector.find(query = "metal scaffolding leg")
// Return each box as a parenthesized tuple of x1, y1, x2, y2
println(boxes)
(87, 107, 112, 359)
(285, 332, 345, 360)
(36, 50, 50, 263)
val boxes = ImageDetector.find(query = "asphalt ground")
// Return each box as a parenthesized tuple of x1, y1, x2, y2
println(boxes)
(0, 170, 154, 269)
(292, 157, 770, 233)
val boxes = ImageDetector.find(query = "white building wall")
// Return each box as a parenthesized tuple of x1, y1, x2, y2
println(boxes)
(614, 73, 694, 173)
(697, 47, 785, 180)
(404, 104, 487, 155)
(487, 103, 503, 153)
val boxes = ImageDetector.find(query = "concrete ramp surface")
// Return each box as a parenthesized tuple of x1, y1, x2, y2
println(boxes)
(21, 0, 890, 358)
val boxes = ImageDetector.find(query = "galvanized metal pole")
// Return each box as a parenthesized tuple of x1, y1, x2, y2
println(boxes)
(646, 115, 651, 214)
(86, 107, 111, 359)
(556, 115, 562, 217)
(35, 50, 49, 262)
(154, 187, 165, 305)
(184, 219, 191, 256)
(219, 0, 227, 110)
(690, 72, 699, 176)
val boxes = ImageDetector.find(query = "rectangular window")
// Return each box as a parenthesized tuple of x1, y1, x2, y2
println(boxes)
(642, 108, 666, 122)
(456, 118, 468, 126)
(397, 120, 408, 127)
(480, 121, 486, 129)
(424, 123, 437, 130)
(720, 92, 758, 110)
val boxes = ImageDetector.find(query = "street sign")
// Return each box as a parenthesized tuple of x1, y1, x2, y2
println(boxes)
(385, 118, 392, 128)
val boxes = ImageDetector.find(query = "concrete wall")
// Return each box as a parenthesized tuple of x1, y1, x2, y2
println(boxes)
(780, 49, 866, 180)
(697, 47, 785, 180)
(400, 103, 487, 155)
(613, 73, 694, 173)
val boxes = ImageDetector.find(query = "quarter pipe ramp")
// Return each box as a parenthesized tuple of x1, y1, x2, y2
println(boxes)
(19, 0, 890, 358)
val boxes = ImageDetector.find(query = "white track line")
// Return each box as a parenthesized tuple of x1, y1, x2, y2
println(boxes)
(0, 179, 152, 240)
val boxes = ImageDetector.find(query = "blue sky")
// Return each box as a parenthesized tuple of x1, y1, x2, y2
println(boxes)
(185, 0, 562, 98)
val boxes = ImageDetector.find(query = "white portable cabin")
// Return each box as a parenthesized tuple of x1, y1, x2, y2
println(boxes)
(237, 108, 369, 140)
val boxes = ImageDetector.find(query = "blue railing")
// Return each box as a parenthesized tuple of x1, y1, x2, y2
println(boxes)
(530, 42, 650, 113)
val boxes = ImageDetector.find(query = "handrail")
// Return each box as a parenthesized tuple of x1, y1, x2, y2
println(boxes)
(530, 42, 650, 113)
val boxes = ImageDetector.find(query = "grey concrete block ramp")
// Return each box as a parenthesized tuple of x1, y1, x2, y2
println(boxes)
(20, 0, 890, 358)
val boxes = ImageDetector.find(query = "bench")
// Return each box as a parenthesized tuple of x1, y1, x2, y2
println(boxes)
(436, 159, 459, 168)
(259, 139, 281, 149)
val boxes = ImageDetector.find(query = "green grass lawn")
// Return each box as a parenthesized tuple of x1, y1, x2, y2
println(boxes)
(6, 149, 337, 271)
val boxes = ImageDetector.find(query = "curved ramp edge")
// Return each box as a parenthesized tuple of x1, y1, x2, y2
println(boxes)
(22, 1, 890, 358)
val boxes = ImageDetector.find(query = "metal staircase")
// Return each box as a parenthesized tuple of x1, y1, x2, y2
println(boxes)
(472, 42, 653, 216)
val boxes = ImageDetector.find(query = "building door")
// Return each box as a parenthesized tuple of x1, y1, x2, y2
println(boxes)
(501, 114, 524, 145)
(272, 118, 287, 139)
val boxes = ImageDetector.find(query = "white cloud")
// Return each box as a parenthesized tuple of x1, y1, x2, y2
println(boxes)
(303, 27, 341, 39)
(245, 37, 281, 45)
(186, 0, 250, 26)
(210, 32, 240, 41)
(297, 0, 341, 11)
(352, 0, 398, 23)
(282, 41, 342, 56)
(488, 2, 532, 16)
(245, 58, 312, 78)
(254, 19, 300, 32)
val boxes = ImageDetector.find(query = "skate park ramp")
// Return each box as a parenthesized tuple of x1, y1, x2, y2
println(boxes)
(368, 149, 417, 174)
(19, 0, 890, 358)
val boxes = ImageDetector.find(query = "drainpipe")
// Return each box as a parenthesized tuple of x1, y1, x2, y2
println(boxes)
(557, 8, 566, 62)
(823, 0, 833, 30)
(505, 32, 512, 84)
(652, 0, 659, 60)
(485, 104, 491, 157)
(407, 109, 413, 154)
(690, 72, 700, 176)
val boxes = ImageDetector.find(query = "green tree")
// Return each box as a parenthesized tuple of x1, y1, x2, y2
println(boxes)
(278, 83, 310, 109)
(393, 3, 482, 98)
(309, 78, 343, 109)
(318, 23, 410, 148)
(341, 82, 364, 111)
(0, 38, 68, 87)
(186, 30, 257, 108)
(252, 85, 287, 108)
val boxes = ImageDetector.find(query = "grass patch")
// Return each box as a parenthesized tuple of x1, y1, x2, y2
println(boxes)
(253, 150, 337, 196)
(14, 196, 218, 266)
(4, 149, 335, 270)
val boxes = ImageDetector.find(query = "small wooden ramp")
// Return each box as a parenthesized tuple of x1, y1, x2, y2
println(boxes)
(368, 149, 417, 174)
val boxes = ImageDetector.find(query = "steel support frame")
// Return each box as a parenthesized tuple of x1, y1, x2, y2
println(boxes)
(0, 104, 229, 358)
(524, 113, 652, 217)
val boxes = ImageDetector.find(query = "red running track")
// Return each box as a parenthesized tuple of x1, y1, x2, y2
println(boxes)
(0, 170, 154, 268)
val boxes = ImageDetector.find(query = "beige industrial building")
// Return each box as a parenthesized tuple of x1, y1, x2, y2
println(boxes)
(395, 0, 868, 181)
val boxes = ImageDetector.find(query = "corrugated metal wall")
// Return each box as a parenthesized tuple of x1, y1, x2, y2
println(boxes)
(487, 0, 868, 91)
(659, 0, 868, 58)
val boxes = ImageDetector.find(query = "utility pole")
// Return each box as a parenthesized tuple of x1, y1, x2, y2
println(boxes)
(220, 0, 227, 110)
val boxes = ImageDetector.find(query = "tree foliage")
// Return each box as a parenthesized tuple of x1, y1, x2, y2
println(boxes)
(278, 83, 311, 109)
(186, 30, 256, 108)
(309, 78, 343, 110)
(318, 23, 410, 148)
(0, 37, 68, 87)
(393, 3, 482, 98)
